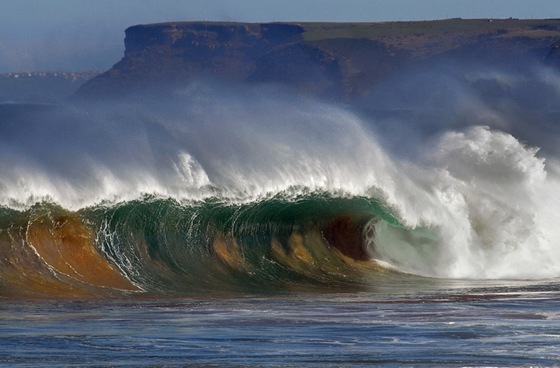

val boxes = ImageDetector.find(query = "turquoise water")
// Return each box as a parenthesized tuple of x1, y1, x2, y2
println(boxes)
(2, 282, 560, 366)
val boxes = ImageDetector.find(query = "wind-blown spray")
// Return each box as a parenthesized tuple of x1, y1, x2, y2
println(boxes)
(1, 73, 560, 297)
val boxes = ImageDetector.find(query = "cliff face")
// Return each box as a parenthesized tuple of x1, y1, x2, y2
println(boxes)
(77, 22, 305, 98)
(122, 22, 304, 78)
(76, 19, 560, 100)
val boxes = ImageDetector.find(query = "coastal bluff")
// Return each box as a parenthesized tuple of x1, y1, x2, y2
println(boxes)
(76, 19, 560, 100)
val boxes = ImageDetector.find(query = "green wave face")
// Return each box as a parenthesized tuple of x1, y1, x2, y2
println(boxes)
(88, 193, 401, 293)
(0, 192, 408, 297)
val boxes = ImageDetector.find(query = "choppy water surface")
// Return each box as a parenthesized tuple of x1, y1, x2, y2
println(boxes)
(2, 281, 560, 367)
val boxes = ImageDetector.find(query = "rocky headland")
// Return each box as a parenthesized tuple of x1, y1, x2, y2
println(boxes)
(75, 19, 560, 100)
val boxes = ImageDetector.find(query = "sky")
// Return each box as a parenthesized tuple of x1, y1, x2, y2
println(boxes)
(1, 0, 560, 73)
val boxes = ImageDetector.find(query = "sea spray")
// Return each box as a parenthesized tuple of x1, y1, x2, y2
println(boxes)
(1, 81, 560, 296)
(0, 89, 394, 209)
(370, 126, 560, 279)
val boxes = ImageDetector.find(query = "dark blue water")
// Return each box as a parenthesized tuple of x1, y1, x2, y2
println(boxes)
(2, 282, 560, 367)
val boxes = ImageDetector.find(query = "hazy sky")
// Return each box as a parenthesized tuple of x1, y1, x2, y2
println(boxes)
(1, 0, 559, 72)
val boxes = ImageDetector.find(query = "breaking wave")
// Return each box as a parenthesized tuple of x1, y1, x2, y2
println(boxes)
(1, 79, 560, 297)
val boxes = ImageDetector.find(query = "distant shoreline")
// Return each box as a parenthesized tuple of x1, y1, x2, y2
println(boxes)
(0, 71, 100, 104)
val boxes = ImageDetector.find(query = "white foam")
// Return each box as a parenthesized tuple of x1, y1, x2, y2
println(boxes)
(370, 126, 560, 279)
(2, 84, 560, 280)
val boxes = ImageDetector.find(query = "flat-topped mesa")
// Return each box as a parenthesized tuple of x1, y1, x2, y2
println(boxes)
(75, 19, 560, 100)
(125, 22, 303, 51)
(76, 22, 305, 98)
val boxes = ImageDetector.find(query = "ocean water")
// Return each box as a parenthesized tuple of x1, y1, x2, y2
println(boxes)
(2, 68, 560, 365)
(3, 284, 560, 366)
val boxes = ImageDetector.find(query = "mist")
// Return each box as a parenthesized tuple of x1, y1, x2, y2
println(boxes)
(2, 55, 560, 279)
(357, 61, 560, 159)
(3, 58, 560, 204)
(0, 81, 391, 208)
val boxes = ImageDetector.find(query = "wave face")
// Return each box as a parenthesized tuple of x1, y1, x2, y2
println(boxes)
(2, 72, 560, 297)
(0, 194, 396, 297)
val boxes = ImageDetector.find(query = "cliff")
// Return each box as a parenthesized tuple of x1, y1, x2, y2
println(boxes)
(75, 19, 560, 100)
